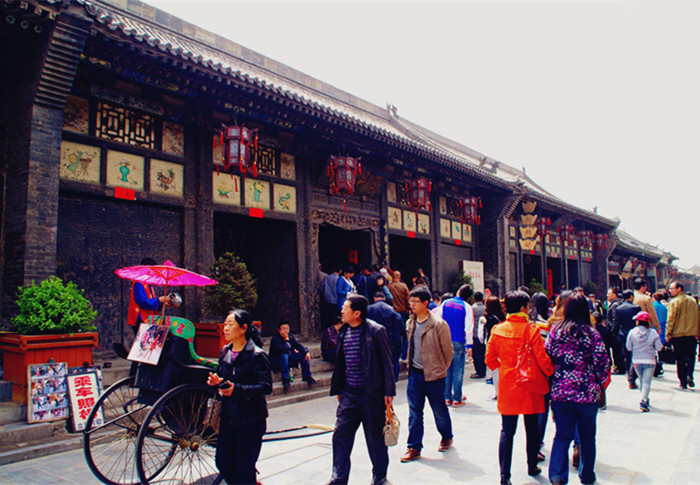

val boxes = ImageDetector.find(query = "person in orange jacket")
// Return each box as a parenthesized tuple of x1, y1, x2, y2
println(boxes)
(486, 290, 554, 485)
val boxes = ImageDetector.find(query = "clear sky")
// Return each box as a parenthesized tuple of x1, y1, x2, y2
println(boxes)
(143, 0, 700, 267)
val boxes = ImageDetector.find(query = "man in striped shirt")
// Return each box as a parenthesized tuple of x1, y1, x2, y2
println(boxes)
(328, 294, 396, 485)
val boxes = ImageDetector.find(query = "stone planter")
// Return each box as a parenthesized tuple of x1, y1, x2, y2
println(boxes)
(0, 332, 99, 404)
(193, 322, 225, 359)
(194, 321, 262, 358)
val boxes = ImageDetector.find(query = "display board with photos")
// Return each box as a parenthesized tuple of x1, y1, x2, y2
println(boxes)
(27, 362, 69, 424)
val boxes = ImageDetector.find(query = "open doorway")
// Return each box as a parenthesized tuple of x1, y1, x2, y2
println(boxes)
(214, 213, 299, 336)
(567, 259, 580, 289)
(523, 254, 543, 288)
(389, 235, 431, 288)
(318, 224, 372, 273)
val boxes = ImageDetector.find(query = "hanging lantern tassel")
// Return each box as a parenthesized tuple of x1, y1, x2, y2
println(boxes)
(343, 198, 347, 213)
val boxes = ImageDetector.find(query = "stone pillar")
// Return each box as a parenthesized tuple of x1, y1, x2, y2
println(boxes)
(1, 12, 91, 319)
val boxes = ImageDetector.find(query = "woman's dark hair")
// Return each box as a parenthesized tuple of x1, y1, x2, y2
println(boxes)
(484, 296, 506, 322)
(558, 294, 592, 335)
(230, 309, 255, 340)
(504, 290, 530, 314)
(376, 276, 386, 287)
(528, 292, 550, 322)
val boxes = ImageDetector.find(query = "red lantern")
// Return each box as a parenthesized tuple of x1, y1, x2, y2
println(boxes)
(328, 155, 361, 212)
(595, 233, 609, 250)
(558, 224, 576, 246)
(580, 230, 594, 248)
(406, 178, 432, 212)
(220, 124, 258, 177)
(537, 217, 551, 237)
(460, 196, 482, 225)
(328, 156, 361, 196)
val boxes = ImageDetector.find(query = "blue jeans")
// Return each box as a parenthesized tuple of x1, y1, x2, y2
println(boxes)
(407, 370, 452, 451)
(549, 401, 599, 484)
(444, 342, 466, 402)
(634, 363, 654, 402)
(331, 391, 388, 484)
(277, 352, 311, 381)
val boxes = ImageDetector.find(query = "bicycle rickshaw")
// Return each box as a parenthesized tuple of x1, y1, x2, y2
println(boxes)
(83, 315, 222, 485)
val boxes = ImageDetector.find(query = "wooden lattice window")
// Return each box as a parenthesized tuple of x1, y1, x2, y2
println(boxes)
(250, 145, 277, 176)
(95, 102, 156, 149)
(446, 197, 461, 218)
(396, 183, 409, 206)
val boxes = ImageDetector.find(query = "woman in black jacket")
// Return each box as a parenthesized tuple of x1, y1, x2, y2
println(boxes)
(207, 309, 272, 484)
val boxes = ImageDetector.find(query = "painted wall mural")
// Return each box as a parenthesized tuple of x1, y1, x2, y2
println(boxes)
(386, 182, 397, 204)
(273, 184, 297, 213)
(212, 173, 241, 206)
(280, 153, 296, 180)
(417, 213, 430, 235)
(245, 178, 270, 209)
(162, 122, 184, 156)
(403, 210, 417, 232)
(62, 96, 89, 134)
(451, 221, 462, 240)
(440, 218, 452, 238)
(388, 207, 402, 230)
(59, 141, 100, 184)
(150, 159, 183, 197)
(462, 224, 472, 243)
(106, 151, 144, 190)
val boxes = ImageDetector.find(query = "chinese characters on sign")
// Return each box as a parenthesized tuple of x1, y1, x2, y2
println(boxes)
(67, 372, 103, 431)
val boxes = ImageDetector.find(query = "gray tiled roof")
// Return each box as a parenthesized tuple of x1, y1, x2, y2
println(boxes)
(36, 0, 614, 227)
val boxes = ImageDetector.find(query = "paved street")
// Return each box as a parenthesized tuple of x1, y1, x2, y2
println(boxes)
(0, 363, 698, 484)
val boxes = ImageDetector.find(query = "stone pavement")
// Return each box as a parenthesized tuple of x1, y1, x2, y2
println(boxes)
(0, 363, 698, 484)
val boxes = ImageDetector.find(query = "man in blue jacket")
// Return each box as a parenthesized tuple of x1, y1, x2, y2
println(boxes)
(328, 294, 396, 485)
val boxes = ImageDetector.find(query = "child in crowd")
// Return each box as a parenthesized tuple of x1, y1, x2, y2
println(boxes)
(626, 311, 662, 412)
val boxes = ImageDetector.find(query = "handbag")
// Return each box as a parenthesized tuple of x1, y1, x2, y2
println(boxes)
(514, 324, 549, 395)
(202, 397, 222, 431)
(383, 403, 400, 447)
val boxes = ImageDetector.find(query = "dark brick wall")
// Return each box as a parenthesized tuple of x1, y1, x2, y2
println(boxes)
(56, 194, 184, 349)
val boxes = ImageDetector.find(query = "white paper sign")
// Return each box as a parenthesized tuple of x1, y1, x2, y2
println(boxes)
(67, 372, 102, 431)
(459, 260, 484, 293)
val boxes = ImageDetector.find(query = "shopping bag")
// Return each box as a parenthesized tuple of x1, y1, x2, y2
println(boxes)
(383, 403, 400, 447)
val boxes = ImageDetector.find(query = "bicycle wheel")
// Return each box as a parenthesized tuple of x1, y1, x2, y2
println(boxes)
(135, 383, 219, 485)
(83, 376, 151, 485)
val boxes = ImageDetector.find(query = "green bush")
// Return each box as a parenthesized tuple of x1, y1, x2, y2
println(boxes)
(528, 278, 546, 296)
(11, 276, 97, 335)
(451, 272, 475, 295)
(204, 252, 258, 315)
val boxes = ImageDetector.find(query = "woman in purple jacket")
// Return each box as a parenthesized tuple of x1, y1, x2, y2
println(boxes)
(545, 294, 611, 485)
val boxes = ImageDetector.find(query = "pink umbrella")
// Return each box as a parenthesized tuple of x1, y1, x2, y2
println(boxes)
(115, 260, 217, 320)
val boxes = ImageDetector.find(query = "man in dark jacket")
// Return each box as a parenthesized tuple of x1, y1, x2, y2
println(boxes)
(367, 291, 406, 381)
(328, 294, 396, 485)
(605, 287, 625, 374)
(612, 289, 642, 388)
(269, 320, 315, 390)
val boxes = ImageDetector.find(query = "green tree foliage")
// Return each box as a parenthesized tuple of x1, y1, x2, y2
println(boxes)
(11, 276, 97, 335)
(451, 272, 475, 295)
(528, 278, 546, 296)
(204, 252, 258, 315)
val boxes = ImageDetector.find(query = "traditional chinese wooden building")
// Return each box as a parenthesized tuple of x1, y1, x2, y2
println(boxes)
(0, 0, 672, 352)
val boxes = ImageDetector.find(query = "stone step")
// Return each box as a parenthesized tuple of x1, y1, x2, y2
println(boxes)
(0, 401, 25, 426)
(0, 381, 11, 402)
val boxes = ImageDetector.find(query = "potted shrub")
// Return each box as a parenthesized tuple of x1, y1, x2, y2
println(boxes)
(0, 276, 99, 403)
(195, 252, 258, 357)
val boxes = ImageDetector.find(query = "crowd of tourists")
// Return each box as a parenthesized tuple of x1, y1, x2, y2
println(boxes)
(202, 265, 699, 485)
